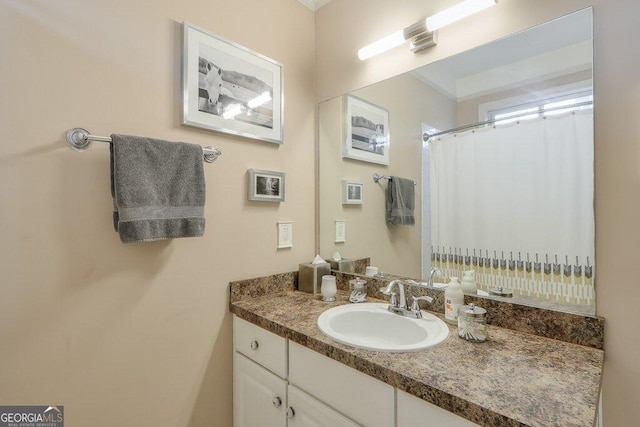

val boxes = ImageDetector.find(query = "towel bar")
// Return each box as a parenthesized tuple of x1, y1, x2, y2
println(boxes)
(373, 173, 416, 185)
(66, 127, 222, 163)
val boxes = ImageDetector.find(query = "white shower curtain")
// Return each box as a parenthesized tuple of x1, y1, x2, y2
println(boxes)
(429, 110, 594, 276)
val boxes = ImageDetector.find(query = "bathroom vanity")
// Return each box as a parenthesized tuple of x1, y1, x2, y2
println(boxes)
(230, 275, 604, 427)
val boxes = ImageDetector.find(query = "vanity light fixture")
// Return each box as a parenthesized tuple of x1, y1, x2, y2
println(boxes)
(357, 0, 497, 60)
(425, 0, 497, 31)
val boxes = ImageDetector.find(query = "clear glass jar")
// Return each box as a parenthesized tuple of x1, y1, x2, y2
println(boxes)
(458, 303, 487, 342)
(349, 278, 367, 303)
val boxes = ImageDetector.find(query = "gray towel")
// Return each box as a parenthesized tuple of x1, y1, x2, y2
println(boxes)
(386, 176, 415, 225)
(110, 134, 205, 243)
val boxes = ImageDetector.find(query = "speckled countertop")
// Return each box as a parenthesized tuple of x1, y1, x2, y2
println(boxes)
(231, 290, 603, 427)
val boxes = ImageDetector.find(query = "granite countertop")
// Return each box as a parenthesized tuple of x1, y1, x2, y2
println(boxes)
(231, 290, 604, 427)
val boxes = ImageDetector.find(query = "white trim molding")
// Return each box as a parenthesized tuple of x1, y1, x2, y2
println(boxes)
(296, 0, 331, 11)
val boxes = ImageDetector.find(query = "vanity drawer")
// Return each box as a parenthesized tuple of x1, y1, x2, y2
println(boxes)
(289, 341, 394, 427)
(233, 315, 287, 378)
(397, 389, 479, 426)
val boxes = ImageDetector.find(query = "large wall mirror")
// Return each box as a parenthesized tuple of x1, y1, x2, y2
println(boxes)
(318, 8, 594, 314)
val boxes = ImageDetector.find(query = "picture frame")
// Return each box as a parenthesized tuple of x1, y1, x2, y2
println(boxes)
(343, 95, 390, 165)
(342, 180, 364, 205)
(248, 169, 285, 202)
(182, 21, 284, 144)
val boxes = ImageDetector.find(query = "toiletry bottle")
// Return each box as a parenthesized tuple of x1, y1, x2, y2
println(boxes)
(444, 277, 464, 324)
(460, 270, 477, 294)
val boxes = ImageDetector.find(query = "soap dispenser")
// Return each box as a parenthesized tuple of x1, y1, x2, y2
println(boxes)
(460, 270, 477, 294)
(444, 277, 464, 324)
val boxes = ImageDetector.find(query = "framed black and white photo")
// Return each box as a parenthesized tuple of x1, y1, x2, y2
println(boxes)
(248, 169, 285, 202)
(342, 180, 364, 205)
(183, 22, 283, 144)
(343, 95, 390, 165)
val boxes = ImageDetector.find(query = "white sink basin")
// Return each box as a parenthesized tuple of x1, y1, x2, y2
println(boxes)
(317, 303, 449, 352)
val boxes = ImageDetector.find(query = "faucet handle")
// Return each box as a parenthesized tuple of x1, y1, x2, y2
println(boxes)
(389, 291, 399, 307)
(411, 295, 434, 311)
(379, 287, 399, 307)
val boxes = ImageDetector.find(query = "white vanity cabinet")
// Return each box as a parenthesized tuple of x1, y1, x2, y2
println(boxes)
(233, 316, 289, 427)
(233, 315, 478, 427)
(397, 389, 479, 427)
(233, 316, 362, 427)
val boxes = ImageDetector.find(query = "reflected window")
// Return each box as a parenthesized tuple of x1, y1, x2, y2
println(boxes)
(489, 89, 593, 125)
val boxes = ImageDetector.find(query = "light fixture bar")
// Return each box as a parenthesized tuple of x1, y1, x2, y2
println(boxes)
(357, 30, 405, 60)
(425, 0, 497, 32)
(357, 0, 497, 60)
(410, 31, 438, 53)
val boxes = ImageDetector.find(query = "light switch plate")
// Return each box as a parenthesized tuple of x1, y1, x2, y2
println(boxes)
(335, 220, 346, 243)
(277, 221, 293, 248)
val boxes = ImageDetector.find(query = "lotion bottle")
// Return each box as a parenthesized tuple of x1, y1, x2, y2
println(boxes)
(445, 277, 464, 324)
(461, 270, 477, 294)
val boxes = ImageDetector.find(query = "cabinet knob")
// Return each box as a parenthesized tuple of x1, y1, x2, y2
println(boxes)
(285, 407, 295, 419)
(272, 396, 282, 408)
(250, 340, 259, 350)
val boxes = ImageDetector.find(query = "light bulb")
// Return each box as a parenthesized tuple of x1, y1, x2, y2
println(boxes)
(358, 30, 405, 60)
(426, 0, 497, 32)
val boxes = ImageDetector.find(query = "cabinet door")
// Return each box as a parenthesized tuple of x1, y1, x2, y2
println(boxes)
(234, 352, 287, 427)
(286, 385, 360, 427)
(397, 389, 479, 427)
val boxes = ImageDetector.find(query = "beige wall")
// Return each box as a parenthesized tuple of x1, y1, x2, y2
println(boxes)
(0, 1, 315, 426)
(319, 74, 455, 277)
(316, 0, 640, 425)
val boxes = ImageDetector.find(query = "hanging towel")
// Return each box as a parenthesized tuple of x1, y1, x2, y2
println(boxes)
(110, 134, 206, 243)
(386, 176, 415, 225)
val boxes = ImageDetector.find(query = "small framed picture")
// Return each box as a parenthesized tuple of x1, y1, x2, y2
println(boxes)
(248, 169, 285, 202)
(182, 22, 283, 144)
(343, 95, 390, 165)
(342, 180, 364, 205)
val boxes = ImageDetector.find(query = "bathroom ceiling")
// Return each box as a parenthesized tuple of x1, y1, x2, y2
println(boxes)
(411, 9, 592, 100)
(297, 0, 332, 11)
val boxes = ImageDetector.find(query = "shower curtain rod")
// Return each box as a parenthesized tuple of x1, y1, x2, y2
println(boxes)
(422, 101, 593, 142)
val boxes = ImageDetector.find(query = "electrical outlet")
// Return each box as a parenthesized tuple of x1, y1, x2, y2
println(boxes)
(277, 221, 293, 248)
(335, 220, 346, 243)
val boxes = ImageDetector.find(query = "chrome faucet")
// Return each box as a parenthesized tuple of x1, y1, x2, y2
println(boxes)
(380, 279, 433, 319)
(380, 279, 407, 309)
(428, 267, 444, 287)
